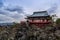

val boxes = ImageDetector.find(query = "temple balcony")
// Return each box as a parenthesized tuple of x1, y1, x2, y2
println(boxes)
(28, 20, 52, 24)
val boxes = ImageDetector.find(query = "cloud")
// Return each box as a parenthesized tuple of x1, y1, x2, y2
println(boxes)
(55, 5, 60, 18)
(0, 9, 25, 23)
(5, 6, 24, 13)
(0, 0, 60, 23)
(0, 5, 25, 23)
(0, 9, 24, 19)
(0, 14, 14, 23)
(0, 0, 25, 23)
(0, 0, 3, 7)
(47, 3, 58, 14)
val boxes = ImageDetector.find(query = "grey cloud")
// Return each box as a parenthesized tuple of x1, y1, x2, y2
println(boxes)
(5, 6, 24, 13)
(0, 10, 8, 15)
(0, 6, 25, 23)
(0, 9, 24, 19)
(0, 14, 14, 22)
(0, 1, 26, 23)
(0, 0, 3, 7)
(48, 3, 58, 14)
(11, 13, 23, 19)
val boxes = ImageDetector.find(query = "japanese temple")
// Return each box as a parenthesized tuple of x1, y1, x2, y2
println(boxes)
(26, 11, 52, 27)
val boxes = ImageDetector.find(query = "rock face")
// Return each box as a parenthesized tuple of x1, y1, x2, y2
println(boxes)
(0, 23, 60, 40)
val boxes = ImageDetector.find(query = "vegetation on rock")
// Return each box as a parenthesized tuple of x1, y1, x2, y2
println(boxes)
(0, 18, 60, 40)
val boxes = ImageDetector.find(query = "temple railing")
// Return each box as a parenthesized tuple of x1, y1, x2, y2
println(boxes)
(28, 20, 52, 23)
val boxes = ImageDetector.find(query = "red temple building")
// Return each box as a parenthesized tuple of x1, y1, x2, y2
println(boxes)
(26, 11, 52, 27)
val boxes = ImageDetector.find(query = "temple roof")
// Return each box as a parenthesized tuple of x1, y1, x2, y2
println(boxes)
(28, 11, 49, 17)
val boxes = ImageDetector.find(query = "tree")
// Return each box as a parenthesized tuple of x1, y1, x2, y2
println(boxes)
(51, 14, 57, 22)
(56, 18, 60, 27)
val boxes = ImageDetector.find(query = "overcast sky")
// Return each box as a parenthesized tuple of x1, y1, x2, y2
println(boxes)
(0, 0, 60, 23)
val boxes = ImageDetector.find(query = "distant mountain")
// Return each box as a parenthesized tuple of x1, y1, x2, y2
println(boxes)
(0, 23, 14, 27)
